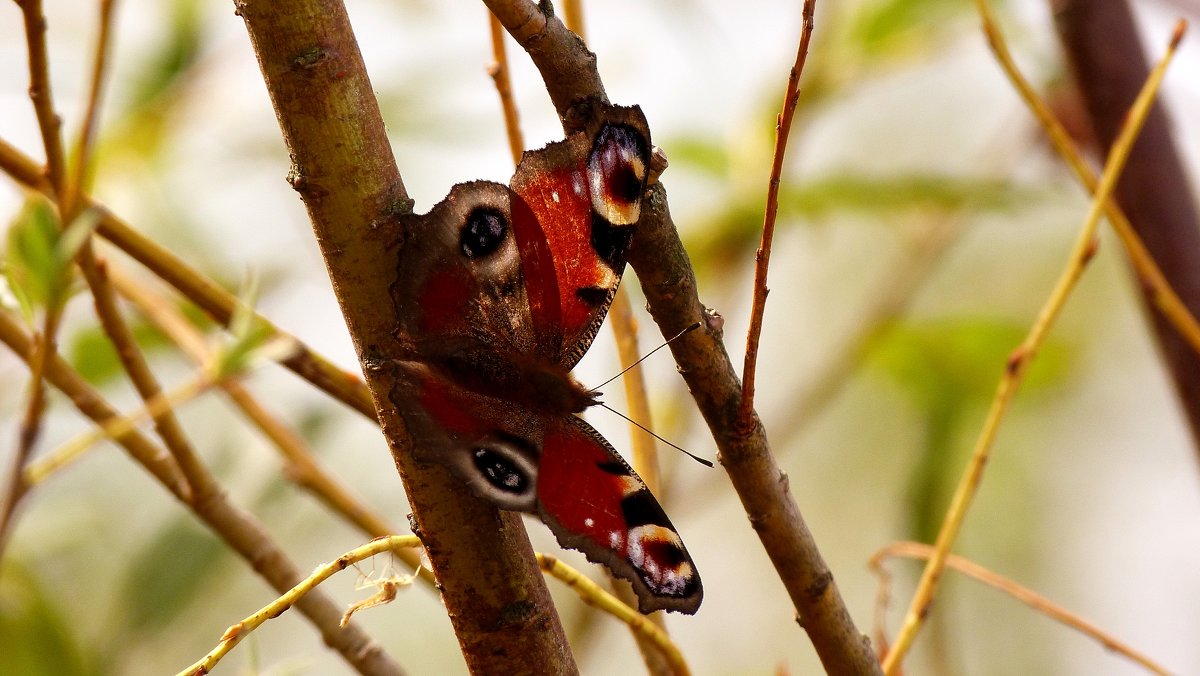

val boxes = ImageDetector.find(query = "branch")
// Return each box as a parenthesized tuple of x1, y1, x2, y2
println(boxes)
(0, 309, 402, 674)
(881, 22, 1185, 672)
(0, 137, 379, 421)
(487, 1, 880, 671)
(739, 0, 816, 427)
(232, 1, 576, 672)
(1051, 1, 1200, 455)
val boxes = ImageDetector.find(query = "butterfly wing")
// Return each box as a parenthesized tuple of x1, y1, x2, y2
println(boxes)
(391, 105, 702, 614)
(510, 104, 652, 367)
(538, 415, 702, 614)
(392, 363, 703, 615)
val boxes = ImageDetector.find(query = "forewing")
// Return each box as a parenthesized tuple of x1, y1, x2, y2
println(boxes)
(510, 104, 652, 367)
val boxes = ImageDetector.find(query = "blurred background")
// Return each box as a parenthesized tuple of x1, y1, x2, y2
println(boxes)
(2, 0, 1199, 674)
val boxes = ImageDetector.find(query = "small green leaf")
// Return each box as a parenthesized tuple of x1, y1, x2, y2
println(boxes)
(68, 320, 172, 385)
(4, 197, 69, 319)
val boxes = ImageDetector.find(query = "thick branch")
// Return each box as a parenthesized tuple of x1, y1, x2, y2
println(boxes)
(630, 187, 880, 675)
(1051, 0, 1200, 454)
(232, 1, 575, 672)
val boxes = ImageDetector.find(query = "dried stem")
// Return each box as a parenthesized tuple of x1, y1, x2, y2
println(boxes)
(487, 13, 525, 165)
(881, 22, 1186, 673)
(739, 0, 816, 428)
(976, 0, 1200, 357)
(180, 535, 423, 676)
(560, 0, 586, 36)
(871, 542, 1170, 675)
(0, 309, 402, 674)
(1051, 2, 1200, 454)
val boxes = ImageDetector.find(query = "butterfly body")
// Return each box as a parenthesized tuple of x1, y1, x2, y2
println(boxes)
(390, 104, 702, 614)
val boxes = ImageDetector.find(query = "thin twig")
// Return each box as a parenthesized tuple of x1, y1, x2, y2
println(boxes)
(538, 554, 690, 676)
(487, 13, 524, 165)
(62, 0, 117, 219)
(24, 371, 215, 486)
(976, 0, 1200, 357)
(109, 268, 433, 585)
(17, 0, 67, 192)
(2, 0, 73, 555)
(871, 542, 1171, 676)
(179, 535, 423, 676)
(738, 0, 817, 428)
(881, 22, 1187, 673)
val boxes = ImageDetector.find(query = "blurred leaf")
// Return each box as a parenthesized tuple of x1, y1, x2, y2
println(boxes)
(114, 517, 226, 635)
(662, 136, 732, 177)
(67, 320, 173, 385)
(866, 317, 1068, 543)
(848, 0, 975, 58)
(213, 280, 296, 379)
(687, 173, 1039, 271)
(867, 316, 1069, 409)
(101, 0, 207, 162)
(4, 197, 68, 319)
(0, 561, 99, 676)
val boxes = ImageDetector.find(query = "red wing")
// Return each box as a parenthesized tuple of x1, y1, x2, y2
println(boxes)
(537, 416, 702, 614)
(510, 105, 652, 367)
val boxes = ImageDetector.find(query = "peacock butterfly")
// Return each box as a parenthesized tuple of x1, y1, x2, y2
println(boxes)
(389, 103, 702, 614)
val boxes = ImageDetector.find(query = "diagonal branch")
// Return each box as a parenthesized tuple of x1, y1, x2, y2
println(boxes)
(486, 1, 880, 672)
(1051, 0, 1200, 456)
(739, 0, 817, 428)
(0, 309, 403, 675)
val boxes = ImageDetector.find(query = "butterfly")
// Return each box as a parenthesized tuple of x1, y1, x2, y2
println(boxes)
(389, 103, 702, 614)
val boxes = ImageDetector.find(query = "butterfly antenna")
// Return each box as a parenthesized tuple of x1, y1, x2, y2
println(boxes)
(593, 321, 702, 391)
(597, 402, 714, 468)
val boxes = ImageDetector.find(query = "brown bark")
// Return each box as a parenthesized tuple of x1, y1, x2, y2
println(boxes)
(486, 1, 880, 673)
(232, 1, 576, 673)
(1051, 0, 1200, 455)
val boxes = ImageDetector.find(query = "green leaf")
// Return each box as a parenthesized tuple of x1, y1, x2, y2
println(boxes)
(848, 0, 975, 58)
(4, 197, 68, 319)
(0, 560, 99, 676)
(67, 320, 173, 385)
(867, 316, 1069, 411)
(685, 173, 1040, 272)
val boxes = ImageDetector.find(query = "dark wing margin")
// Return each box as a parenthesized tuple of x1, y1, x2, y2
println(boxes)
(536, 415, 702, 614)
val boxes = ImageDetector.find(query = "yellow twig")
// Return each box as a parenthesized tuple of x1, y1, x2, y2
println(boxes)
(178, 535, 422, 676)
(537, 554, 690, 676)
(881, 20, 1187, 674)
(976, 1, 1200, 356)
(24, 372, 216, 487)
(487, 13, 524, 165)
(871, 541, 1171, 676)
